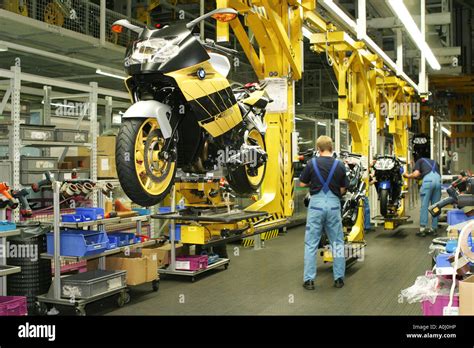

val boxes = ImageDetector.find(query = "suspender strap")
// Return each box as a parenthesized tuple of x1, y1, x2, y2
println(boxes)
(422, 158, 436, 173)
(311, 157, 339, 194)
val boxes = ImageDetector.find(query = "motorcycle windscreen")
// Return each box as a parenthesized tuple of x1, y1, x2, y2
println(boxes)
(165, 61, 242, 137)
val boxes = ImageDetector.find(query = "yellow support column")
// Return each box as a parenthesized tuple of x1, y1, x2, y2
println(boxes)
(225, 1, 303, 220)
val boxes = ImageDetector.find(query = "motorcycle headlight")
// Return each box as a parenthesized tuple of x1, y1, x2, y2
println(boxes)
(130, 38, 180, 64)
(374, 158, 395, 170)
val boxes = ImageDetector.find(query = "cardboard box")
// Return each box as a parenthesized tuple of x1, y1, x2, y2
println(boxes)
(98, 136, 116, 156)
(63, 156, 90, 169)
(459, 275, 474, 315)
(107, 252, 158, 286)
(78, 136, 116, 157)
(143, 242, 183, 268)
(59, 161, 73, 170)
(98, 155, 117, 178)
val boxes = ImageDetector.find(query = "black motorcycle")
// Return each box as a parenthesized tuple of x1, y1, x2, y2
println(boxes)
(372, 155, 405, 217)
(340, 152, 366, 228)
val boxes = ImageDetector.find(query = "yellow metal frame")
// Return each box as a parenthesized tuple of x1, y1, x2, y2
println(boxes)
(217, 0, 303, 221)
(169, 1, 416, 247)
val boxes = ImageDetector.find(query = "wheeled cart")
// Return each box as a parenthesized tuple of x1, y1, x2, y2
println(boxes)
(159, 258, 230, 282)
(37, 286, 129, 316)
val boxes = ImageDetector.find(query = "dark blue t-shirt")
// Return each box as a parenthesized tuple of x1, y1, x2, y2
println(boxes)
(299, 156, 349, 198)
(413, 158, 440, 179)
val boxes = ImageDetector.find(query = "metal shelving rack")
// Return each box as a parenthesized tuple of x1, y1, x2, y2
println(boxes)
(36, 180, 157, 315)
(0, 208, 21, 296)
(0, 63, 131, 221)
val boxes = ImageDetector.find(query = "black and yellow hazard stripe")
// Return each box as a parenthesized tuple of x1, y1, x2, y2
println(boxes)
(242, 228, 281, 247)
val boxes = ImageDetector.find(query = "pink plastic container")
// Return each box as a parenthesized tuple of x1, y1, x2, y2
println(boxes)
(175, 255, 208, 271)
(421, 294, 459, 316)
(0, 296, 27, 316)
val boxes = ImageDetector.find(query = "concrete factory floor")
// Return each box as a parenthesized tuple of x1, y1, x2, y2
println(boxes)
(80, 202, 435, 316)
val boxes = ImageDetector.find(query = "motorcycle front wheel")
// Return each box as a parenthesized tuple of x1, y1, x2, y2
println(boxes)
(380, 189, 389, 217)
(116, 118, 177, 207)
(226, 128, 266, 194)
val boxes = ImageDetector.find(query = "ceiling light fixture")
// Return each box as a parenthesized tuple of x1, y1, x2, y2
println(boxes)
(441, 126, 451, 137)
(386, 0, 441, 70)
(96, 69, 126, 80)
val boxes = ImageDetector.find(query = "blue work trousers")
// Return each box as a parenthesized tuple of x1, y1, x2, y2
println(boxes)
(304, 190, 345, 282)
(419, 171, 442, 229)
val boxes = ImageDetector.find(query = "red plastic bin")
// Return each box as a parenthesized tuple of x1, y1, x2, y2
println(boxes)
(0, 296, 27, 316)
(175, 255, 208, 271)
(421, 294, 459, 316)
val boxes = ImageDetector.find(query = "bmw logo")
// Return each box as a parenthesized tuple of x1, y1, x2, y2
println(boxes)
(197, 68, 206, 80)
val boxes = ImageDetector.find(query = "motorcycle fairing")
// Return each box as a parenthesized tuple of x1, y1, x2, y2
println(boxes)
(165, 61, 242, 137)
(121, 100, 173, 139)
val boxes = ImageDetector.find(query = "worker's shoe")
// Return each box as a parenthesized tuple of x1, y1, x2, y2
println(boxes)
(334, 278, 344, 289)
(303, 280, 315, 290)
(416, 228, 427, 237)
(427, 228, 438, 236)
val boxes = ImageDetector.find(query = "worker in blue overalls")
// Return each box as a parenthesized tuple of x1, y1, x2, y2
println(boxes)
(404, 157, 442, 236)
(299, 136, 349, 290)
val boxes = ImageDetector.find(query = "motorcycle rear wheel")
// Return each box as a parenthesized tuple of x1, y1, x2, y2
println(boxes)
(380, 189, 389, 217)
(226, 128, 266, 194)
(116, 118, 176, 207)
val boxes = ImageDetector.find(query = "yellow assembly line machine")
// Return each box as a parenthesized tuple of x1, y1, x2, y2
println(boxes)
(152, 0, 417, 280)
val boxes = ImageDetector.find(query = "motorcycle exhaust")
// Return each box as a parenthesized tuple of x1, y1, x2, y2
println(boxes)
(61, 183, 80, 198)
(101, 182, 114, 196)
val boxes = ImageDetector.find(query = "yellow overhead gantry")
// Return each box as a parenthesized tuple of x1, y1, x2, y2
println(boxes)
(217, 0, 304, 224)
(167, 1, 415, 250)
(304, 4, 414, 234)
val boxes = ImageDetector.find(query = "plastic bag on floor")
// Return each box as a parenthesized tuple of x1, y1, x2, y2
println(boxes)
(400, 274, 439, 304)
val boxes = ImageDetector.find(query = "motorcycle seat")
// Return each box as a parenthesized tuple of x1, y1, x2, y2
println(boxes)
(208, 52, 231, 77)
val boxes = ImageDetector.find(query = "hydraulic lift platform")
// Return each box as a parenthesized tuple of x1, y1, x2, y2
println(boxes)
(373, 215, 413, 230)
(152, 208, 287, 281)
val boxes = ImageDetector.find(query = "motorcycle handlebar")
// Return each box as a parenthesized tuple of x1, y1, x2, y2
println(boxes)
(202, 39, 238, 55)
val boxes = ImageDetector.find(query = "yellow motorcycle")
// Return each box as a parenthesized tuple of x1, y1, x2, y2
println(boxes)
(112, 9, 270, 206)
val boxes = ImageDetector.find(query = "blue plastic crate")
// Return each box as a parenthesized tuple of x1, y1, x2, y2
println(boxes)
(61, 214, 85, 223)
(75, 207, 105, 220)
(47, 229, 109, 257)
(0, 221, 16, 232)
(447, 209, 474, 226)
(132, 208, 151, 216)
(107, 232, 136, 247)
(168, 224, 181, 241)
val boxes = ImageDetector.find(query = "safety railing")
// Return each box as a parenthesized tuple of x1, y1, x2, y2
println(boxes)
(1, 0, 142, 47)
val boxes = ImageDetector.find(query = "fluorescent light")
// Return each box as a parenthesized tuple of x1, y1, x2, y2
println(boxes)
(386, 0, 441, 70)
(317, 122, 327, 126)
(0, 45, 8, 52)
(295, 117, 303, 121)
(322, 0, 357, 31)
(96, 69, 126, 80)
(441, 126, 451, 137)
(302, 27, 312, 40)
(41, 100, 75, 108)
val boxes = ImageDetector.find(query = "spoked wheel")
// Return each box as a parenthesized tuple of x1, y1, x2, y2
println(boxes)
(116, 118, 177, 207)
(226, 127, 266, 194)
